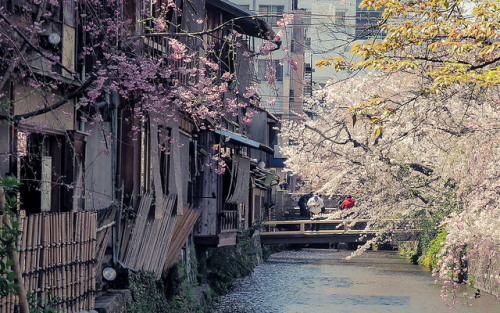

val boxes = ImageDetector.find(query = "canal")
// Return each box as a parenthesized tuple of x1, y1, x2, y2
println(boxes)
(211, 248, 500, 313)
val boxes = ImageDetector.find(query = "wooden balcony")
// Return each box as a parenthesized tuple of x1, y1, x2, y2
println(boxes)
(194, 210, 239, 247)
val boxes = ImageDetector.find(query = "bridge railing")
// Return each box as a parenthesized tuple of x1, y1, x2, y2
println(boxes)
(261, 219, 372, 234)
(261, 218, 422, 235)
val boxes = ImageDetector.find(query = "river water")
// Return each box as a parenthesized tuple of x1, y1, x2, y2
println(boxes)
(211, 248, 500, 313)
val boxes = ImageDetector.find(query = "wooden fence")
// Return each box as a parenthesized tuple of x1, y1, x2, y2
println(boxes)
(121, 194, 178, 279)
(0, 211, 97, 313)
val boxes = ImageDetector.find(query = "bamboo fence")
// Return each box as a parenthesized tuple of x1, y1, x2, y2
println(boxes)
(164, 206, 201, 270)
(0, 211, 97, 313)
(122, 194, 178, 278)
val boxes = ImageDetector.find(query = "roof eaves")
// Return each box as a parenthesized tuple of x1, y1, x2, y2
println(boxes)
(206, 0, 273, 38)
(215, 128, 275, 154)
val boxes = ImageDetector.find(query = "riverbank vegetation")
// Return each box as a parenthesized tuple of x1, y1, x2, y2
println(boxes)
(280, 0, 499, 305)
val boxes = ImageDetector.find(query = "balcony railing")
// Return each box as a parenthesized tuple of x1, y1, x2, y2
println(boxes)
(219, 210, 238, 232)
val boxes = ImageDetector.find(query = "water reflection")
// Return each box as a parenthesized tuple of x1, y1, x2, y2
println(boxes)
(212, 249, 500, 313)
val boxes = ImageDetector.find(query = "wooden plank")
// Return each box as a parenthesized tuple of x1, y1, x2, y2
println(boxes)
(75, 211, 82, 306)
(150, 119, 165, 219)
(18, 213, 27, 291)
(118, 207, 134, 262)
(124, 195, 152, 267)
(135, 216, 156, 270)
(17, 214, 27, 293)
(1, 292, 5, 313)
(153, 195, 178, 274)
(95, 206, 116, 269)
(42, 214, 49, 303)
(123, 196, 147, 265)
(50, 214, 55, 296)
(61, 213, 67, 306)
(145, 215, 166, 271)
(31, 214, 39, 295)
(68, 212, 74, 305)
(164, 205, 200, 270)
(80, 212, 86, 306)
(90, 212, 97, 308)
(143, 195, 174, 271)
(149, 198, 176, 274)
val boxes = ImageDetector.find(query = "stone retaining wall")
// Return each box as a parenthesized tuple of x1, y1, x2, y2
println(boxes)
(469, 243, 500, 297)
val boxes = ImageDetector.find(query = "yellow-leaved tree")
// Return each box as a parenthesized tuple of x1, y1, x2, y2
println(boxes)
(317, 0, 500, 122)
(283, 0, 499, 305)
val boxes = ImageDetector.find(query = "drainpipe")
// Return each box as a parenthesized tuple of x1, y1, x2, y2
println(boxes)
(194, 135, 200, 176)
(114, 99, 124, 266)
(110, 92, 120, 265)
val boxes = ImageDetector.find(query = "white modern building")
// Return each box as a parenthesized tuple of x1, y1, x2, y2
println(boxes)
(297, 0, 385, 93)
(230, 0, 383, 189)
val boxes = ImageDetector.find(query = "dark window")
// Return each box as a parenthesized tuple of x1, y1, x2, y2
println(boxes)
(19, 133, 67, 213)
(335, 10, 346, 26)
(275, 60, 283, 81)
(257, 59, 283, 82)
(305, 37, 311, 48)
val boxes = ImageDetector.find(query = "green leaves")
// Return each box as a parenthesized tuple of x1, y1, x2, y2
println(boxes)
(0, 176, 22, 298)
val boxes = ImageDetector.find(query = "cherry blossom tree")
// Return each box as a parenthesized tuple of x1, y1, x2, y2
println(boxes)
(0, 1, 294, 174)
(281, 0, 499, 304)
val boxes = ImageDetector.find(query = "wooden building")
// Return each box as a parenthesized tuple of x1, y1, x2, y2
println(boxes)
(193, 0, 278, 247)
(0, 0, 278, 311)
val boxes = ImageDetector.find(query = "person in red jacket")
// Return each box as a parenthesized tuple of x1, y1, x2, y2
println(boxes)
(341, 195, 355, 210)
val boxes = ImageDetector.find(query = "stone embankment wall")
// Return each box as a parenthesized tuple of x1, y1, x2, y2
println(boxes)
(470, 244, 500, 297)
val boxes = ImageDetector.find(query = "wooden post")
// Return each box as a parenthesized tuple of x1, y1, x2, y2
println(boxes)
(0, 186, 30, 313)
(61, 213, 67, 308)
(41, 214, 48, 303)
(32, 214, 39, 297)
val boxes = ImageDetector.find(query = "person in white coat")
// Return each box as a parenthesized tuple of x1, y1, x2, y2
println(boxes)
(307, 194, 324, 231)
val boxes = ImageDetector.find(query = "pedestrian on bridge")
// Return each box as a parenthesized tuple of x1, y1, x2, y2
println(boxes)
(307, 194, 323, 216)
(307, 194, 324, 231)
(341, 195, 355, 210)
(298, 192, 313, 218)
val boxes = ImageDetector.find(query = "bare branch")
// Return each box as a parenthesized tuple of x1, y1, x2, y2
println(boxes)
(0, 10, 81, 84)
(0, 77, 95, 121)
